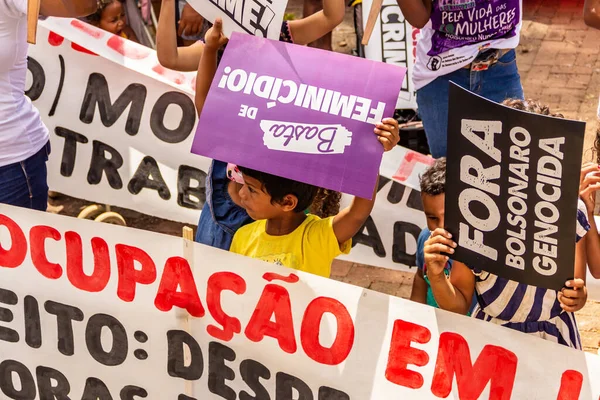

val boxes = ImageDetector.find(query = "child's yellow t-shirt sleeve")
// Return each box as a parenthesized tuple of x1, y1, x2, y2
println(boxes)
(307, 216, 352, 259)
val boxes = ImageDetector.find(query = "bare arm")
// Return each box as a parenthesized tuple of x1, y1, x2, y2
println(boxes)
(287, 0, 345, 45)
(195, 18, 227, 114)
(156, 0, 204, 71)
(424, 229, 474, 315)
(395, 0, 432, 29)
(429, 260, 474, 315)
(410, 269, 428, 304)
(584, 0, 600, 29)
(40, 0, 97, 17)
(586, 216, 600, 278)
(332, 178, 377, 244)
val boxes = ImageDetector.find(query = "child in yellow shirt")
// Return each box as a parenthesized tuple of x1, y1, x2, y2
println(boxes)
(197, 20, 400, 278)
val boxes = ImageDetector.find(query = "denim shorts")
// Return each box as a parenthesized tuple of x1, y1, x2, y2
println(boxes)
(0, 141, 50, 211)
(195, 160, 253, 250)
(416, 49, 524, 158)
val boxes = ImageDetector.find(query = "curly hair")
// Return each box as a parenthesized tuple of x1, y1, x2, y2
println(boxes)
(309, 188, 342, 218)
(85, 0, 123, 23)
(501, 98, 565, 119)
(595, 125, 600, 164)
(420, 157, 446, 196)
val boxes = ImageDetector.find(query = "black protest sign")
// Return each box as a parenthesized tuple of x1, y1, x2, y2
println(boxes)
(444, 84, 585, 290)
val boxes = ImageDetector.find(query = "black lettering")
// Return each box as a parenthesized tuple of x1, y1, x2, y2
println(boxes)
(318, 387, 349, 400)
(167, 330, 203, 380)
(177, 396, 196, 400)
(407, 189, 424, 211)
(208, 341, 236, 400)
(239, 359, 270, 400)
(0, 288, 18, 343)
(275, 372, 313, 400)
(177, 165, 206, 210)
(79, 73, 146, 135)
(392, 221, 421, 266)
(120, 386, 148, 399)
(387, 181, 405, 204)
(85, 314, 128, 366)
(44, 301, 84, 356)
(352, 216, 385, 257)
(25, 57, 45, 101)
(36, 366, 70, 400)
(88, 140, 124, 189)
(55, 127, 89, 177)
(127, 156, 171, 200)
(81, 377, 113, 400)
(24, 295, 42, 349)
(150, 92, 196, 144)
(0, 360, 36, 400)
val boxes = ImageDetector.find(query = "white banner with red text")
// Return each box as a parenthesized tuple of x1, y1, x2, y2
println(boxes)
(0, 204, 599, 399)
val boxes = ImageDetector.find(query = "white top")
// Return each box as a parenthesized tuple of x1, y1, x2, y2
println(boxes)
(413, 0, 523, 90)
(0, 0, 48, 167)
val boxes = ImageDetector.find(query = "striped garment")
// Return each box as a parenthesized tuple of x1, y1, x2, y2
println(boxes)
(470, 199, 591, 349)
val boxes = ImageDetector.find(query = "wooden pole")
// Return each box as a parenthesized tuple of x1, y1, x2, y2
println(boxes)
(180, 226, 195, 398)
(362, 0, 383, 46)
(27, 0, 41, 44)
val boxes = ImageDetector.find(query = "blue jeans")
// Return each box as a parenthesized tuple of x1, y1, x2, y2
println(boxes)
(0, 142, 50, 211)
(417, 49, 524, 158)
(195, 160, 253, 250)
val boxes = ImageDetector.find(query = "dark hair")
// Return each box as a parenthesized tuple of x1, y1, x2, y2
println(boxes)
(238, 167, 319, 213)
(85, 0, 123, 23)
(502, 98, 564, 119)
(310, 189, 341, 218)
(595, 125, 600, 164)
(420, 157, 446, 196)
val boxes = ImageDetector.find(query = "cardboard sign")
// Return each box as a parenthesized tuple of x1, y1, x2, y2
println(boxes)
(1, 204, 600, 399)
(192, 33, 406, 199)
(186, 0, 287, 40)
(27, 18, 211, 225)
(445, 84, 586, 290)
(362, 0, 419, 110)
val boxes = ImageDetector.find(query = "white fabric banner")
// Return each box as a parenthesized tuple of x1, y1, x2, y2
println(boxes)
(362, 0, 420, 110)
(0, 203, 599, 399)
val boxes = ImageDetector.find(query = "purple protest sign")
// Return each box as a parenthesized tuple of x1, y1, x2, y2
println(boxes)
(191, 33, 406, 199)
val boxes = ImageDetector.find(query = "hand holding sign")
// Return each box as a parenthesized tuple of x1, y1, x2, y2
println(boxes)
(205, 18, 229, 50)
(374, 117, 400, 151)
(558, 278, 588, 312)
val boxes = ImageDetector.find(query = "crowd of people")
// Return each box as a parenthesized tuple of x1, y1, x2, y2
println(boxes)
(2, 0, 600, 353)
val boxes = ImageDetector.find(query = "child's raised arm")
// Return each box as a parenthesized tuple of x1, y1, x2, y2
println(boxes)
(156, 0, 204, 71)
(425, 229, 475, 315)
(579, 163, 600, 278)
(195, 18, 228, 114)
(287, 0, 345, 46)
(332, 118, 399, 244)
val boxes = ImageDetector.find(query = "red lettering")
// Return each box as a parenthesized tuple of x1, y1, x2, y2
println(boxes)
(152, 64, 186, 85)
(71, 43, 98, 56)
(385, 320, 431, 389)
(116, 244, 156, 302)
(48, 31, 65, 46)
(431, 332, 517, 400)
(66, 233, 110, 292)
(0, 215, 27, 269)
(556, 370, 583, 400)
(300, 297, 354, 365)
(108, 36, 151, 60)
(70, 19, 106, 39)
(154, 257, 204, 317)
(392, 151, 434, 183)
(206, 272, 246, 341)
(30, 225, 62, 279)
(244, 284, 296, 354)
(262, 272, 299, 283)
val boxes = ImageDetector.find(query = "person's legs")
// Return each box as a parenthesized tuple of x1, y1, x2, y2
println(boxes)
(416, 68, 470, 158)
(303, 0, 332, 50)
(0, 142, 49, 211)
